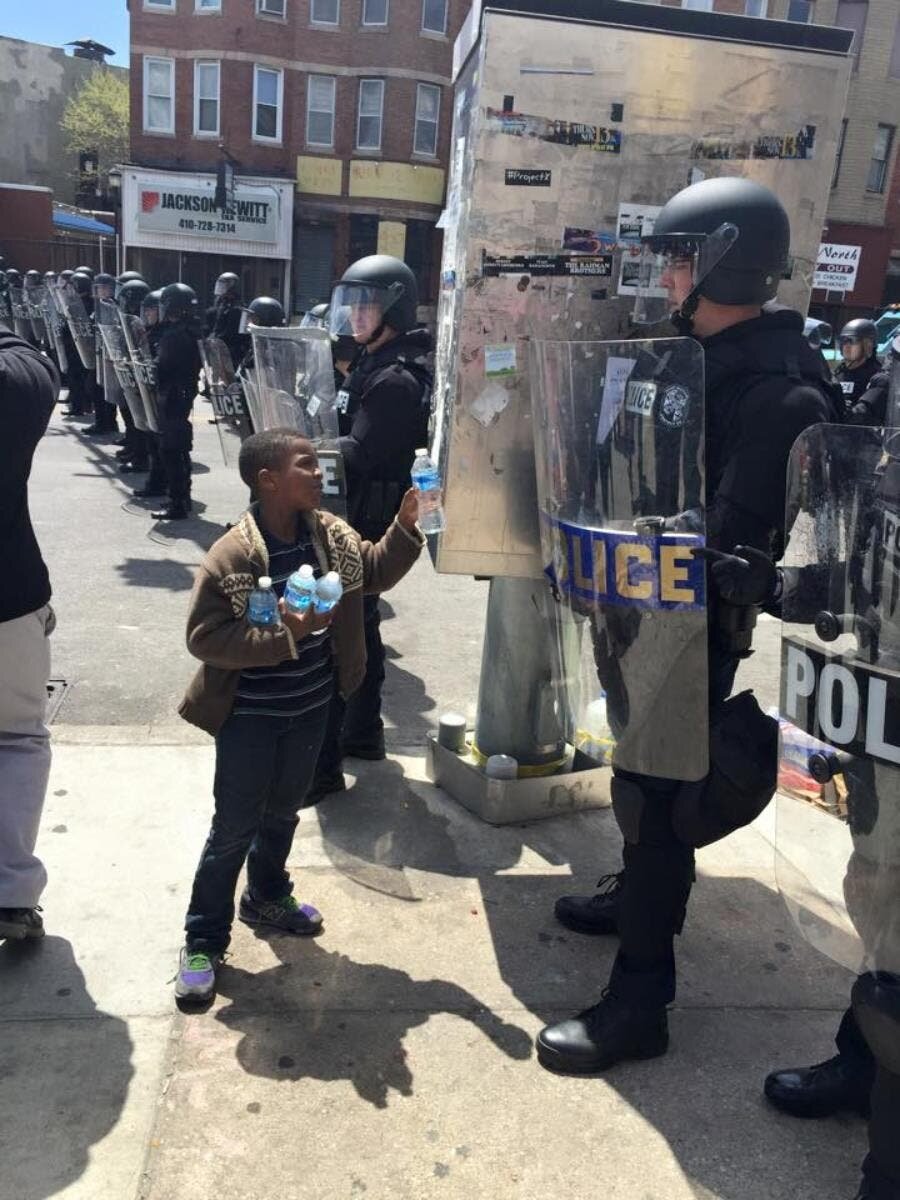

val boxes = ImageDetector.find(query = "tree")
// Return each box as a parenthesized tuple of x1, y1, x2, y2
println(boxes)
(61, 69, 130, 184)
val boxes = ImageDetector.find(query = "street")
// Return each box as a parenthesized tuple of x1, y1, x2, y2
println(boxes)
(0, 401, 863, 1200)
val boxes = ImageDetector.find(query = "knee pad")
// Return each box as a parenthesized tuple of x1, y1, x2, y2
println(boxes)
(853, 973, 900, 1077)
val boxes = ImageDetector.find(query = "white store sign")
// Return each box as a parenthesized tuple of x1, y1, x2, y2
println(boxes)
(814, 242, 862, 293)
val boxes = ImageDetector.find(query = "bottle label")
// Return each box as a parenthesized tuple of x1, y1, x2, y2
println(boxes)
(249, 596, 278, 626)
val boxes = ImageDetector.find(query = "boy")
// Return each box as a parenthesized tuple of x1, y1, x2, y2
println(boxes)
(175, 428, 423, 1004)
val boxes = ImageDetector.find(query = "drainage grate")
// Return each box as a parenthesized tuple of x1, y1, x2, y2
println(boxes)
(46, 679, 70, 724)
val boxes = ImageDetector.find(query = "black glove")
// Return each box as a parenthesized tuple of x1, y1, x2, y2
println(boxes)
(692, 545, 779, 606)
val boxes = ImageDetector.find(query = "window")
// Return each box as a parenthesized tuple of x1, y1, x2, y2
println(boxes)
(867, 124, 895, 193)
(836, 1, 868, 69)
(891, 15, 900, 79)
(357, 80, 384, 150)
(253, 66, 283, 142)
(362, 0, 388, 23)
(195, 0, 221, 10)
(683, 0, 713, 10)
(832, 118, 848, 189)
(421, 0, 447, 34)
(257, 0, 286, 14)
(311, 0, 339, 24)
(414, 83, 440, 156)
(787, 0, 813, 21)
(144, 0, 175, 9)
(194, 61, 220, 136)
(744, 0, 768, 15)
(307, 75, 336, 147)
(143, 56, 174, 134)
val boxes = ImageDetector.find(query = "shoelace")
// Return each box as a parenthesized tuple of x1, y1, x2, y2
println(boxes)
(185, 952, 216, 972)
(594, 872, 623, 896)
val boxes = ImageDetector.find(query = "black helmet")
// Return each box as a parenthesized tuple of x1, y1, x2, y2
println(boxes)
(74, 265, 95, 279)
(141, 288, 163, 326)
(300, 302, 330, 329)
(160, 281, 198, 321)
(637, 177, 790, 327)
(116, 269, 145, 300)
(839, 318, 878, 346)
(239, 295, 285, 333)
(5, 268, 21, 286)
(59, 269, 74, 284)
(118, 279, 151, 315)
(24, 269, 42, 288)
(214, 272, 240, 300)
(71, 271, 93, 298)
(803, 318, 833, 350)
(93, 272, 116, 300)
(330, 254, 418, 341)
(44, 270, 57, 285)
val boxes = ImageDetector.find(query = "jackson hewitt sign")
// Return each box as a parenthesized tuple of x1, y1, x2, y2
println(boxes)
(137, 183, 279, 244)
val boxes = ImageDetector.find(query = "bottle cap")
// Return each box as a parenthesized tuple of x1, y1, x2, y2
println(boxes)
(325, 571, 340, 585)
(259, 576, 272, 589)
(298, 564, 314, 578)
(415, 448, 428, 457)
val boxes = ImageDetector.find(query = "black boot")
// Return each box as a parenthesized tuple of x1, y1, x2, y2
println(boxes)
(536, 990, 668, 1075)
(554, 872, 622, 935)
(764, 1055, 872, 1119)
(151, 502, 191, 521)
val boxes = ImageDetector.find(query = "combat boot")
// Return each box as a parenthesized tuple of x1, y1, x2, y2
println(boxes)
(536, 989, 668, 1075)
(764, 1054, 871, 1119)
(554, 871, 622, 935)
(151, 503, 191, 522)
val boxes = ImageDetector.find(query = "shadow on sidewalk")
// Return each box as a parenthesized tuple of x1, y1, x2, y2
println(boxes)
(213, 935, 532, 1109)
(0, 936, 134, 1200)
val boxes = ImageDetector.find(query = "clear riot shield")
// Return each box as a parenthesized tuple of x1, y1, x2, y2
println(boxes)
(198, 336, 250, 465)
(95, 299, 122, 400)
(0, 289, 12, 331)
(96, 300, 147, 430)
(42, 286, 69, 373)
(778, 423, 900, 979)
(120, 314, 160, 434)
(530, 337, 708, 780)
(9, 286, 33, 342)
(24, 285, 49, 348)
(249, 326, 345, 515)
(56, 283, 95, 370)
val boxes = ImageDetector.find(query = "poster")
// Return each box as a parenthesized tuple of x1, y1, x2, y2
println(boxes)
(505, 168, 552, 187)
(615, 202, 662, 297)
(482, 251, 613, 278)
(597, 356, 635, 443)
(562, 227, 617, 253)
(814, 243, 861, 293)
(485, 344, 517, 377)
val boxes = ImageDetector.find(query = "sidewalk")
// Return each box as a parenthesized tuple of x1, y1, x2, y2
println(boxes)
(0, 735, 864, 1200)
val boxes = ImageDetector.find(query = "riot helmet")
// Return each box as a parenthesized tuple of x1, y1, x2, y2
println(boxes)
(214, 271, 240, 301)
(71, 271, 93, 298)
(634, 177, 790, 331)
(839, 318, 878, 366)
(118, 279, 151, 315)
(804, 318, 833, 351)
(159, 281, 198, 322)
(116, 269, 145, 300)
(93, 272, 116, 301)
(59, 269, 74, 284)
(43, 270, 58, 285)
(74, 266, 95, 279)
(24, 269, 42, 289)
(300, 302, 330, 330)
(238, 295, 285, 334)
(141, 288, 163, 327)
(329, 255, 418, 345)
(5, 269, 21, 286)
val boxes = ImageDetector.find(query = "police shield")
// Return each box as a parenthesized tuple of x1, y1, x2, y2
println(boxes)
(198, 336, 250, 465)
(0, 287, 13, 331)
(24, 284, 49, 348)
(249, 326, 345, 515)
(96, 300, 147, 430)
(530, 337, 708, 780)
(777, 422, 900, 977)
(120, 314, 160, 434)
(56, 282, 96, 371)
(42, 286, 69, 373)
(9, 285, 34, 342)
(96, 299, 124, 404)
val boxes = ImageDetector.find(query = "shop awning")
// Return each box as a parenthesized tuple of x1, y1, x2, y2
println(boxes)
(53, 209, 115, 236)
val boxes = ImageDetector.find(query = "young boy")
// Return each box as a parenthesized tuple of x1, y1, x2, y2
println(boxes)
(175, 428, 424, 1004)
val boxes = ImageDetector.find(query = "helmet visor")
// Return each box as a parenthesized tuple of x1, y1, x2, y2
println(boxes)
(93, 280, 115, 301)
(299, 309, 327, 329)
(141, 304, 159, 326)
(632, 223, 739, 325)
(329, 284, 385, 341)
(239, 309, 253, 335)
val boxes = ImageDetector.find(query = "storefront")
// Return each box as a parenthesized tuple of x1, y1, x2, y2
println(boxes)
(120, 166, 294, 313)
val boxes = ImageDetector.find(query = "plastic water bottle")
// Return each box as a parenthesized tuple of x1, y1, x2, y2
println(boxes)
(314, 571, 343, 614)
(248, 576, 279, 627)
(411, 448, 446, 535)
(284, 563, 316, 613)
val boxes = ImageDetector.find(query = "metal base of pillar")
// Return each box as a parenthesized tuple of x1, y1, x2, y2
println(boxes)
(426, 733, 612, 826)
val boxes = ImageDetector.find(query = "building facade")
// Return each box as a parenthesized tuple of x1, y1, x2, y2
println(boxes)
(127, 0, 467, 314)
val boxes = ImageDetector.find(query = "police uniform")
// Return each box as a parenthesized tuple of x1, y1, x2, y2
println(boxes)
(154, 318, 200, 517)
(837, 354, 883, 414)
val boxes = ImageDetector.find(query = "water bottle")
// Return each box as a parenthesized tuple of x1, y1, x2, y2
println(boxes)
(284, 563, 316, 613)
(314, 571, 343, 614)
(248, 576, 279, 627)
(411, 448, 446, 535)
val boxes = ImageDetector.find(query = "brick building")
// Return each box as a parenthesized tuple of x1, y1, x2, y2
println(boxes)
(125, 0, 467, 314)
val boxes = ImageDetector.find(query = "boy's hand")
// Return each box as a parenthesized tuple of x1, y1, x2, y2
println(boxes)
(278, 600, 333, 641)
(397, 488, 420, 532)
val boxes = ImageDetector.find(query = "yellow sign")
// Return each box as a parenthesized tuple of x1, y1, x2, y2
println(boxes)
(349, 160, 445, 205)
(377, 220, 407, 259)
(296, 156, 343, 197)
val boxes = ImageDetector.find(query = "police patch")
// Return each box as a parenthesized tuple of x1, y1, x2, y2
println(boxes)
(659, 384, 689, 428)
(625, 379, 656, 416)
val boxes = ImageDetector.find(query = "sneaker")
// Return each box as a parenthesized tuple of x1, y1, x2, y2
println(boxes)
(174, 946, 222, 1004)
(554, 872, 622, 936)
(0, 907, 45, 940)
(238, 888, 323, 936)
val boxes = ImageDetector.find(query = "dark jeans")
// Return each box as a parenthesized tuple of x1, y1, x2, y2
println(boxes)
(185, 706, 329, 954)
(316, 594, 386, 774)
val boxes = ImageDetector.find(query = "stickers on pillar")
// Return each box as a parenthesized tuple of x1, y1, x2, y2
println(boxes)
(692, 125, 816, 161)
(485, 107, 622, 153)
(562, 227, 617, 253)
(481, 250, 613, 278)
(541, 513, 706, 611)
(616, 203, 662, 297)
(484, 344, 517, 377)
(504, 168, 552, 187)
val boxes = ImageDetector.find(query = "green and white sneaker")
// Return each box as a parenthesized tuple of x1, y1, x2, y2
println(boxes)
(238, 888, 323, 935)
(174, 947, 222, 1005)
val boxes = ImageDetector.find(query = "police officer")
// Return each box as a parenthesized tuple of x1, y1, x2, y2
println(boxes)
(310, 255, 432, 797)
(836, 319, 883, 413)
(540, 178, 841, 1074)
(115, 270, 145, 301)
(152, 283, 201, 521)
(299, 302, 330, 329)
(116, 279, 152, 473)
(132, 289, 168, 501)
(61, 271, 94, 419)
(88, 272, 120, 437)
(205, 271, 247, 367)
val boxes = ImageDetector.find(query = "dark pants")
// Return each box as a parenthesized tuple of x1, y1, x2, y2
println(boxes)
(121, 405, 149, 466)
(185, 706, 330, 954)
(145, 434, 167, 491)
(316, 594, 386, 774)
(840, 985, 900, 1195)
(160, 413, 193, 507)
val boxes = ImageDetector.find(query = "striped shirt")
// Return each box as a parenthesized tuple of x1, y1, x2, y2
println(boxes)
(233, 520, 334, 718)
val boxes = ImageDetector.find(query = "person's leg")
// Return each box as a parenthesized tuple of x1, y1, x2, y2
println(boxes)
(0, 607, 53, 937)
(309, 685, 348, 799)
(155, 418, 192, 518)
(340, 594, 386, 757)
(853, 973, 900, 1198)
(135, 433, 167, 497)
(183, 715, 281, 955)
